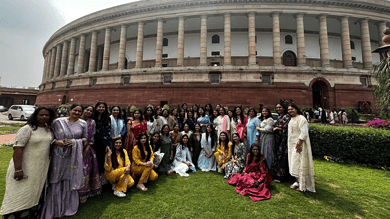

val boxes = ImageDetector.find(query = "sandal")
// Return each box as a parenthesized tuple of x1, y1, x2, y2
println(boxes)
(136, 184, 148, 191)
(290, 182, 299, 190)
(80, 198, 87, 204)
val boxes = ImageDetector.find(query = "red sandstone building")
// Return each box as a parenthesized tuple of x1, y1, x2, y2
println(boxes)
(0, 87, 38, 108)
(37, 0, 390, 110)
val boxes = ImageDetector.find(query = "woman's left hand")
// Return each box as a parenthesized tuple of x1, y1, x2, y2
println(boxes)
(13, 170, 24, 181)
(295, 144, 302, 153)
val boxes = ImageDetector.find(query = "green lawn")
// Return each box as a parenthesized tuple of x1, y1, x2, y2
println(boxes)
(0, 125, 22, 135)
(0, 147, 389, 218)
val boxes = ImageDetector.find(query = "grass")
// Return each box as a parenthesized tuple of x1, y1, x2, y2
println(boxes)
(0, 125, 22, 135)
(0, 147, 389, 218)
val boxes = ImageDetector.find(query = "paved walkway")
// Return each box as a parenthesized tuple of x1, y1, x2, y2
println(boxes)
(0, 133, 16, 145)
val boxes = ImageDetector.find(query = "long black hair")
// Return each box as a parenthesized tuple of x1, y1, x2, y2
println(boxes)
(231, 133, 242, 156)
(197, 107, 206, 117)
(206, 124, 216, 148)
(204, 103, 213, 115)
(233, 106, 245, 125)
(287, 104, 303, 115)
(218, 131, 230, 152)
(180, 134, 189, 148)
(121, 108, 128, 123)
(259, 107, 272, 121)
(111, 138, 126, 170)
(94, 101, 110, 126)
(111, 105, 123, 120)
(27, 107, 56, 131)
(144, 106, 154, 122)
(247, 143, 266, 168)
(150, 132, 161, 152)
(82, 105, 95, 119)
(138, 133, 152, 161)
(247, 107, 257, 118)
(161, 124, 170, 136)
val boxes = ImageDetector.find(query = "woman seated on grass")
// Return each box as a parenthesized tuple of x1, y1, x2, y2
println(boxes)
(104, 138, 134, 198)
(131, 133, 158, 191)
(214, 131, 233, 173)
(227, 143, 272, 202)
(168, 135, 196, 177)
(223, 133, 247, 179)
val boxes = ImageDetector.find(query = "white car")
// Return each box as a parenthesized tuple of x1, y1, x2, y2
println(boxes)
(8, 105, 36, 121)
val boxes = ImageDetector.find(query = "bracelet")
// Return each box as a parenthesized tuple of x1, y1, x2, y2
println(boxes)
(14, 169, 23, 173)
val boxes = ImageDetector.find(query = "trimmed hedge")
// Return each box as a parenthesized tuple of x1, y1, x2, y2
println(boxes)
(309, 124, 390, 168)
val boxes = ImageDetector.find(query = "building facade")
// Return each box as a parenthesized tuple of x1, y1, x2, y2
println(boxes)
(36, 0, 390, 110)
(0, 87, 39, 108)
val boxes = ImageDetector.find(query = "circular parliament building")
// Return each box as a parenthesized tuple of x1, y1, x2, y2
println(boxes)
(37, 0, 390, 110)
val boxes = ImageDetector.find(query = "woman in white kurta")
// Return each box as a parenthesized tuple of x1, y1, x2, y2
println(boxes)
(215, 108, 230, 138)
(0, 107, 55, 218)
(287, 104, 316, 193)
(168, 135, 196, 177)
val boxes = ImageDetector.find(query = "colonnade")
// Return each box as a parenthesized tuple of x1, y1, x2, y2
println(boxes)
(42, 13, 388, 82)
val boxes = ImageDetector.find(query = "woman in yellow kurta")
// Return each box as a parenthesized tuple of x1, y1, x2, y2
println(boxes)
(104, 138, 134, 197)
(131, 133, 158, 191)
(214, 131, 233, 173)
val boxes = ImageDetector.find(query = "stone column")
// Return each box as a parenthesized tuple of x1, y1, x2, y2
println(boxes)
(296, 13, 306, 66)
(177, 16, 185, 67)
(248, 12, 256, 66)
(155, 18, 164, 67)
(272, 12, 281, 66)
(224, 13, 232, 66)
(318, 14, 330, 67)
(60, 41, 69, 77)
(102, 28, 112, 71)
(200, 15, 208, 66)
(49, 47, 56, 79)
(42, 54, 49, 82)
(77, 34, 87, 73)
(135, 22, 144, 68)
(54, 44, 62, 77)
(67, 37, 77, 75)
(360, 18, 372, 69)
(97, 46, 103, 71)
(340, 16, 353, 68)
(89, 30, 98, 72)
(377, 21, 387, 47)
(118, 25, 127, 70)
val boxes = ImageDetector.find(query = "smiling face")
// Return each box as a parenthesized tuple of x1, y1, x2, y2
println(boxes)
(275, 104, 284, 115)
(188, 111, 193, 118)
(195, 124, 200, 132)
(146, 108, 152, 116)
(180, 108, 185, 117)
(174, 124, 179, 132)
(228, 110, 233, 117)
(97, 104, 106, 115)
(206, 125, 212, 133)
(213, 110, 218, 117)
(140, 135, 147, 145)
(252, 145, 259, 156)
(156, 108, 162, 116)
(288, 106, 298, 117)
(184, 123, 189, 132)
(262, 109, 269, 118)
(235, 107, 241, 115)
(134, 111, 141, 119)
(182, 136, 189, 144)
(162, 110, 168, 117)
(112, 107, 120, 117)
(199, 108, 204, 116)
(114, 139, 122, 150)
(37, 109, 50, 125)
(220, 132, 227, 141)
(152, 133, 159, 143)
(70, 106, 82, 119)
(82, 106, 93, 118)
(162, 125, 169, 134)
(249, 109, 255, 117)
(232, 134, 239, 143)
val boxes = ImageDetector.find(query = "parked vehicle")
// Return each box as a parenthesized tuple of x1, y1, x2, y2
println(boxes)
(8, 105, 35, 121)
(0, 106, 7, 112)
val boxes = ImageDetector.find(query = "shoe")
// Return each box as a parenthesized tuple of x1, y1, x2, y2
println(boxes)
(113, 191, 126, 197)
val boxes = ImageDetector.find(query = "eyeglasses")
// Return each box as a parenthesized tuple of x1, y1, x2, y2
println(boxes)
(252, 149, 259, 151)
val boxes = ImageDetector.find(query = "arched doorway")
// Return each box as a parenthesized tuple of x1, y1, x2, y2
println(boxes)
(282, 51, 297, 66)
(61, 95, 67, 105)
(312, 81, 329, 109)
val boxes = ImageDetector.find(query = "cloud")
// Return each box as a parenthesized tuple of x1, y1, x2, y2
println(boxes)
(0, 0, 65, 87)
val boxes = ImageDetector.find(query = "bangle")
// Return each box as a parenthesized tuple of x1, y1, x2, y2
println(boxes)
(15, 169, 23, 173)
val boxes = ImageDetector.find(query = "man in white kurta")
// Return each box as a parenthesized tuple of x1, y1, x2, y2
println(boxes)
(288, 114, 316, 192)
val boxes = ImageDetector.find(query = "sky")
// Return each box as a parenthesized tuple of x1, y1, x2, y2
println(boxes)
(0, 0, 138, 88)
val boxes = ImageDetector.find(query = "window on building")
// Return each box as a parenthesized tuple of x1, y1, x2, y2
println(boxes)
(163, 75, 172, 84)
(211, 62, 220, 66)
(90, 78, 97, 87)
(262, 75, 271, 85)
(352, 57, 356, 61)
(360, 77, 367, 87)
(285, 35, 293, 44)
(162, 54, 168, 58)
(162, 64, 168, 67)
(52, 83, 56, 90)
(123, 76, 130, 85)
(22, 99, 29, 105)
(350, 41, 355, 49)
(210, 74, 220, 84)
(255, 35, 257, 43)
(163, 38, 168, 47)
(66, 81, 72, 88)
(211, 51, 220, 56)
(212, 35, 220, 44)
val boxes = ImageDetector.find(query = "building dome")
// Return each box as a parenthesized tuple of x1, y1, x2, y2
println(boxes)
(37, 0, 390, 110)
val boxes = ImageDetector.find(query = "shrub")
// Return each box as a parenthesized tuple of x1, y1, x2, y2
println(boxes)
(365, 119, 390, 130)
(309, 124, 390, 168)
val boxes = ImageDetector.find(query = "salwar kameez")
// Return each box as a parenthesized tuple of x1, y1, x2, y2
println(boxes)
(131, 145, 158, 183)
(258, 117, 275, 169)
(246, 117, 260, 150)
(288, 115, 316, 192)
(170, 144, 196, 177)
(197, 133, 217, 172)
(94, 118, 111, 174)
(189, 133, 202, 168)
(214, 141, 233, 169)
(157, 135, 172, 173)
(227, 155, 272, 202)
(224, 142, 247, 179)
(104, 150, 134, 192)
(41, 118, 87, 219)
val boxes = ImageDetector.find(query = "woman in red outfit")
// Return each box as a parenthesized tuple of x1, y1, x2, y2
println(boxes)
(124, 109, 147, 162)
(227, 143, 272, 201)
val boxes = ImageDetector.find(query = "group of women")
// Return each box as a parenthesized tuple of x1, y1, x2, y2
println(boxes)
(0, 102, 315, 219)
